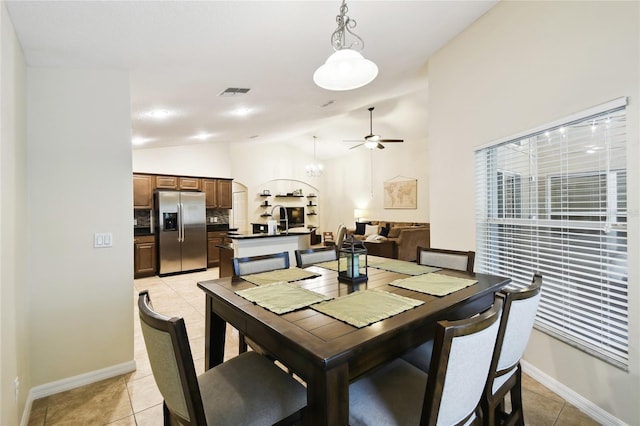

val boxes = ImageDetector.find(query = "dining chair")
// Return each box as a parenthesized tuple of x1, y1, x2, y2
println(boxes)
(482, 274, 542, 426)
(137, 290, 307, 426)
(349, 299, 503, 426)
(232, 251, 290, 353)
(335, 224, 347, 250)
(232, 251, 290, 277)
(294, 246, 337, 268)
(416, 246, 475, 274)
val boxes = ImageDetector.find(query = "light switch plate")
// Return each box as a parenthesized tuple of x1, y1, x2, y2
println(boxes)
(94, 232, 113, 248)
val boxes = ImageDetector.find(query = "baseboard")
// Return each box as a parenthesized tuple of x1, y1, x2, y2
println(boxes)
(521, 360, 627, 426)
(20, 360, 136, 426)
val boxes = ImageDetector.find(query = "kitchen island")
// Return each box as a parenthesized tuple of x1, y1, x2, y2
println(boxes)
(228, 229, 311, 267)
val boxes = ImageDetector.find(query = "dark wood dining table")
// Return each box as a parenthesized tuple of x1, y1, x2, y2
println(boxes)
(197, 259, 510, 426)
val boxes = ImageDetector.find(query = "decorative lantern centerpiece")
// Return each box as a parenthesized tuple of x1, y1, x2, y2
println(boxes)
(338, 235, 368, 284)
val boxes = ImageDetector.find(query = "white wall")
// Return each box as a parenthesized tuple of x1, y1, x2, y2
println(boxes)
(132, 141, 232, 178)
(1, 2, 28, 423)
(427, 1, 639, 423)
(27, 68, 134, 387)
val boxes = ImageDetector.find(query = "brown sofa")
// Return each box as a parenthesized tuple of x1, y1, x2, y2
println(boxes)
(347, 221, 430, 261)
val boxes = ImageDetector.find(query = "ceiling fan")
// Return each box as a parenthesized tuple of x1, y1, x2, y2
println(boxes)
(345, 107, 404, 150)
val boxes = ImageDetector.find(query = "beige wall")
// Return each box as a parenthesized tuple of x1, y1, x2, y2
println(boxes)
(1, 2, 28, 423)
(27, 68, 134, 387)
(427, 1, 639, 423)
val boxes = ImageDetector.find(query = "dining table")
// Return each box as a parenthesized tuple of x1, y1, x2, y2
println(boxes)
(197, 256, 510, 426)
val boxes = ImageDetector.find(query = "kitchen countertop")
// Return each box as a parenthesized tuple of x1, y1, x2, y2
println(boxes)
(229, 229, 311, 240)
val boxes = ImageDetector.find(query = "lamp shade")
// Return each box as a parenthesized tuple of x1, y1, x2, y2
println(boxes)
(313, 49, 378, 91)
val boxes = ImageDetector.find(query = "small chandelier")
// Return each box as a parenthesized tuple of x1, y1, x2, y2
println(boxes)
(306, 136, 324, 177)
(313, 0, 378, 91)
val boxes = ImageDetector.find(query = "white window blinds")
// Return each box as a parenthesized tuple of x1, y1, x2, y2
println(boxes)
(475, 98, 628, 370)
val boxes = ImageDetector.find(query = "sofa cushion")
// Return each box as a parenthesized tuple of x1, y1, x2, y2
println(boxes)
(388, 226, 410, 239)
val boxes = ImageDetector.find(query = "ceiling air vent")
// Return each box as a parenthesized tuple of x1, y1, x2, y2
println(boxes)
(219, 88, 251, 97)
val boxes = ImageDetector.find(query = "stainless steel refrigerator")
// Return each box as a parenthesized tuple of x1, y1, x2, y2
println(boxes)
(155, 191, 207, 276)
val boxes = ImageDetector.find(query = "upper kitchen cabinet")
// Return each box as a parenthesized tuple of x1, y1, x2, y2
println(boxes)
(133, 174, 153, 209)
(155, 175, 201, 191)
(155, 175, 178, 190)
(204, 178, 232, 209)
(179, 177, 201, 190)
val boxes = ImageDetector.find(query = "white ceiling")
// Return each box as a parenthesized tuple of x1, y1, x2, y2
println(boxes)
(6, 0, 496, 159)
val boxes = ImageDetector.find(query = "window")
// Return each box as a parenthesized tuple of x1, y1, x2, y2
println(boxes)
(475, 98, 628, 370)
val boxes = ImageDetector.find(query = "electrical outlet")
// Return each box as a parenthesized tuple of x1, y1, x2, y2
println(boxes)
(14, 377, 19, 402)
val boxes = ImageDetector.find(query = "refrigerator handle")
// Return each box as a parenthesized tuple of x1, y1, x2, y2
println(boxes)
(177, 203, 183, 242)
(180, 202, 185, 242)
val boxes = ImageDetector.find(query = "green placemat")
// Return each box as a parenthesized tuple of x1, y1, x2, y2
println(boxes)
(389, 273, 477, 296)
(235, 281, 332, 314)
(312, 290, 423, 328)
(370, 259, 441, 276)
(242, 267, 321, 285)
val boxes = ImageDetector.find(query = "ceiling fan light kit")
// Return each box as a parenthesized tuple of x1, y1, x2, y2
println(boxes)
(346, 107, 404, 150)
(314, 0, 378, 91)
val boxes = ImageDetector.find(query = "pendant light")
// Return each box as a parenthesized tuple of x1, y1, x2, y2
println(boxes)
(306, 136, 324, 177)
(313, 0, 378, 91)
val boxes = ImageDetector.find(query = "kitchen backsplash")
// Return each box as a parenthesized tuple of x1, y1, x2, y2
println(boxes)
(134, 208, 229, 228)
(207, 209, 229, 225)
(134, 210, 152, 228)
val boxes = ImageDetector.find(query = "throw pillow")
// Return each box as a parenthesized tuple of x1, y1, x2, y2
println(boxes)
(355, 222, 367, 235)
(364, 224, 378, 237)
(380, 223, 390, 237)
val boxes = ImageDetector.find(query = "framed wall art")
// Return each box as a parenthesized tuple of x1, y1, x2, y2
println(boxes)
(384, 176, 417, 209)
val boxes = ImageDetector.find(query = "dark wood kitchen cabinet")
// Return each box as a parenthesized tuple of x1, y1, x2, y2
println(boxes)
(204, 179, 232, 209)
(178, 177, 201, 190)
(133, 174, 154, 209)
(134, 235, 156, 278)
(207, 232, 224, 267)
(154, 175, 178, 190)
(155, 175, 202, 191)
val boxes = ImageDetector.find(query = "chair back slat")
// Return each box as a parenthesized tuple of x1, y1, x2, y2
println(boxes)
(295, 247, 337, 268)
(417, 246, 475, 273)
(233, 252, 290, 276)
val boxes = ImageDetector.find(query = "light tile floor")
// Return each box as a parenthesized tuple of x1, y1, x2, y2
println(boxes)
(28, 268, 600, 425)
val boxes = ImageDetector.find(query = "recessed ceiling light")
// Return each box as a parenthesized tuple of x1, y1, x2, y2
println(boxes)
(132, 137, 152, 145)
(231, 107, 252, 117)
(142, 109, 173, 120)
(191, 132, 213, 141)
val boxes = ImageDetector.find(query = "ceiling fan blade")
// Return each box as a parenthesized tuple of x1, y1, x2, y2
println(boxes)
(379, 138, 404, 143)
(377, 143, 385, 149)
(349, 143, 364, 150)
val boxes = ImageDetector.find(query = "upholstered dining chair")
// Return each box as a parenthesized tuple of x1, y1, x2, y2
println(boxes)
(416, 246, 475, 273)
(349, 299, 503, 426)
(232, 251, 290, 277)
(232, 251, 290, 353)
(294, 246, 337, 268)
(137, 290, 307, 426)
(335, 224, 347, 251)
(482, 274, 542, 426)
